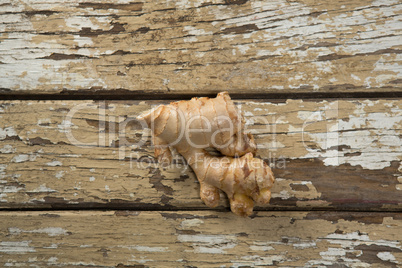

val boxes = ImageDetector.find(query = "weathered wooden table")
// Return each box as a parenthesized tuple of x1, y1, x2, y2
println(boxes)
(1, 0, 401, 267)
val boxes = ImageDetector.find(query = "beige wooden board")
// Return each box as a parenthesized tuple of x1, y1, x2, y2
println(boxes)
(0, 99, 401, 210)
(0, 0, 401, 94)
(0, 210, 401, 267)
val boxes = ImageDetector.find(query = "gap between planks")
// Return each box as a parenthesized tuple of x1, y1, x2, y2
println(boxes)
(1, 207, 402, 213)
(0, 91, 401, 101)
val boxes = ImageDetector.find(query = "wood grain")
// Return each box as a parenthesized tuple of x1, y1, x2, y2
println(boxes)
(0, 0, 401, 94)
(0, 211, 401, 267)
(1, 99, 400, 210)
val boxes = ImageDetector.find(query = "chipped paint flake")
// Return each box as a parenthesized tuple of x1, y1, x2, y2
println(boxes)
(0, 241, 36, 253)
(47, 161, 62, 166)
(0, 186, 23, 193)
(9, 227, 68, 236)
(55, 171, 65, 179)
(0, 145, 16, 154)
(58, 120, 75, 133)
(233, 254, 285, 267)
(178, 234, 238, 254)
(180, 219, 204, 228)
(249, 245, 275, 251)
(377, 252, 397, 263)
(11, 154, 37, 163)
(129, 255, 153, 264)
(132, 246, 169, 252)
(32, 184, 57, 193)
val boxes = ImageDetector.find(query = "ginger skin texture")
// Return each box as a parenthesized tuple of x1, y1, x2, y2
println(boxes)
(139, 92, 275, 217)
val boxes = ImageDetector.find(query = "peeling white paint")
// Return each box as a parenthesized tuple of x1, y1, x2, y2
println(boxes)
(297, 100, 401, 169)
(0, 127, 18, 140)
(183, 25, 212, 36)
(351, 74, 361, 81)
(271, 190, 291, 200)
(0, 186, 23, 193)
(9, 227, 68, 236)
(129, 255, 153, 264)
(80, 244, 93, 248)
(132, 246, 169, 252)
(58, 120, 76, 133)
(60, 154, 82, 158)
(37, 118, 52, 127)
(293, 241, 317, 249)
(65, 16, 108, 31)
(313, 61, 333, 74)
(298, 110, 324, 121)
(377, 252, 397, 263)
(0, 170, 8, 181)
(55, 171, 65, 179)
(0, 144, 16, 154)
(308, 230, 402, 266)
(44, 244, 58, 249)
(232, 254, 285, 267)
(32, 184, 57, 193)
(324, 231, 401, 249)
(0, 24, 105, 90)
(175, 0, 191, 10)
(180, 218, 204, 228)
(63, 262, 96, 266)
(0, 241, 35, 253)
(178, 234, 237, 254)
(319, 247, 346, 260)
(0, 193, 7, 202)
(244, 111, 254, 117)
(236, 44, 251, 55)
(74, 36, 93, 47)
(245, 117, 255, 126)
(212, 0, 401, 89)
(183, 36, 198, 43)
(47, 161, 62, 166)
(11, 154, 37, 163)
(374, 55, 402, 80)
(249, 245, 275, 251)
(372, 0, 400, 5)
(46, 257, 58, 264)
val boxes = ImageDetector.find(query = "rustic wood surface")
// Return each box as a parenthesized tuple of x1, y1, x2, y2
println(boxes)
(0, 0, 401, 95)
(0, 99, 400, 211)
(1, 0, 401, 266)
(0, 211, 401, 267)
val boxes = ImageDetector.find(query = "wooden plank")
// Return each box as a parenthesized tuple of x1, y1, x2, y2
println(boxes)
(1, 99, 400, 211)
(0, 0, 401, 94)
(0, 211, 401, 267)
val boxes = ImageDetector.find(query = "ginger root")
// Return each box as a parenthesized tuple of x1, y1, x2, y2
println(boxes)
(139, 92, 275, 217)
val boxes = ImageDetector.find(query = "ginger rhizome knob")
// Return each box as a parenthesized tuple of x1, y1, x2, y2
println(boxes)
(139, 92, 275, 217)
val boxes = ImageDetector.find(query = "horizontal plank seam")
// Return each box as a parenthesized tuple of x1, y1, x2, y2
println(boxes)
(0, 91, 401, 101)
(0, 207, 400, 213)
(0, 210, 400, 215)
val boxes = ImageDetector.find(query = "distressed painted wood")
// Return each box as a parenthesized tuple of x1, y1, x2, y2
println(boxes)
(0, 99, 400, 210)
(0, 211, 401, 267)
(0, 0, 401, 94)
